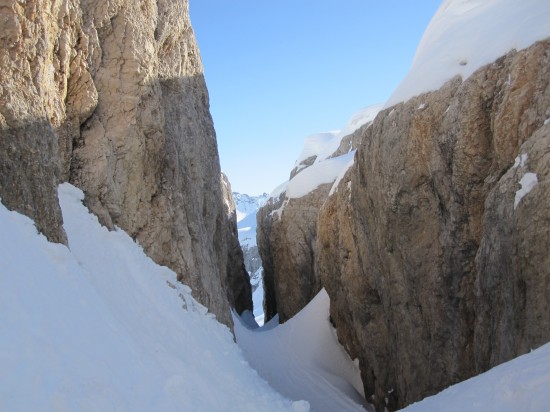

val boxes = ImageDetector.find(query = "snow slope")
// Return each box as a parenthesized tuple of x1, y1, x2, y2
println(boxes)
(234, 289, 370, 412)
(235, 192, 268, 248)
(0, 184, 300, 412)
(234, 192, 269, 224)
(400, 343, 550, 412)
(386, 0, 550, 107)
(287, 151, 356, 199)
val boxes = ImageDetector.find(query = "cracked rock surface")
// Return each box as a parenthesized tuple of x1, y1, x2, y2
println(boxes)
(0, 0, 248, 327)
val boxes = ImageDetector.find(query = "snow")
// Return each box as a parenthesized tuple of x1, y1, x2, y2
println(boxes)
(294, 105, 382, 170)
(276, 105, 382, 202)
(237, 210, 260, 248)
(514, 172, 538, 209)
(234, 289, 370, 412)
(329, 153, 356, 196)
(234, 192, 269, 223)
(269, 180, 289, 200)
(287, 151, 356, 199)
(295, 132, 340, 166)
(400, 343, 550, 412)
(513, 153, 529, 169)
(337, 105, 383, 142)
(386, 0, 550, 107)
(250, 267, 265, 323)
(0, 184, 298, 412)
(267, 105, 380, 204)
(234, 192, 270, 322)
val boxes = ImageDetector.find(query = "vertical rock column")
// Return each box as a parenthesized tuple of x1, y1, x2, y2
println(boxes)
(0, 0, 252, 327)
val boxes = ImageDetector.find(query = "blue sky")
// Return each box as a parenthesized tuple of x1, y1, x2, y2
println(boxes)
(190, 1, 442, 195)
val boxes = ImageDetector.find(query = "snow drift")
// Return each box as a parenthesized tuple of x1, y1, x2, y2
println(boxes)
(234, 289, 369, 412)
(0, 184, 298, 412)
(386, 0, 550, 107)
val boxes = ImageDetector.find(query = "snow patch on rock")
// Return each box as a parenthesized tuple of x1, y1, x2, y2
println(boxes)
(514, 172, 538, 209)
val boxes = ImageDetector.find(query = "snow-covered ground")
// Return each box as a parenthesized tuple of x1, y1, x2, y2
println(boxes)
(2, 185, 549, 411)
(0, 184, 298, 412)
(234, 289, 370, 412)
(386, 0, 550, 107)
(400, 343, 550, 412)
(264, 105, 382, 213)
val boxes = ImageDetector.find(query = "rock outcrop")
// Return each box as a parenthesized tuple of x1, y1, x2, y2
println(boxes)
(0, 0, 87, 244)
(256, 190, 285, 321)
(0, 0, 250, 327)
(233, 191, 268, 293)
(257, 183, 328, 323)
(221, 173, 253, 315)
(257, 117, 377, 323)
(316, 40, 550, 410)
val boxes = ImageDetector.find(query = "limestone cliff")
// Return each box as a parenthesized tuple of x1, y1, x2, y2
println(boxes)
(221, 173, 253, 315)
(257, 183, 327, 323)
(0, 0, 250, 327)
(317, 40, 550, 410)
(257, 118, 376, 323)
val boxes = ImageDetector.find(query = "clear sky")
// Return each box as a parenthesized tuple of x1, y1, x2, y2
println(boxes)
(189, 1, 442, 195)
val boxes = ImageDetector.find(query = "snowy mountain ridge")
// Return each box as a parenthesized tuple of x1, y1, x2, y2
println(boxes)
(386, 0, 550, 106)
(0, 184, 296, 411)
(234, 192, 269, 223)
(2, 186, 549, 410)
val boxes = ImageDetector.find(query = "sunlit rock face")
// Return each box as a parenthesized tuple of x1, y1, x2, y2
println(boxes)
(317, 40, 550, 411)
(0, 0, 250, 327)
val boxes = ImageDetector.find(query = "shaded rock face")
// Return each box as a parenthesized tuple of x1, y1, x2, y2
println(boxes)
(0, 0, 90, 244)
(0, 0, 250, 327)
(256, 191, 285, 321)
(257, 123, 373, 323)
(242, 245, 262, 276)
(221, 173, 253, 315)
(317, 40, 550, 410)
(257, 184, 329, 323)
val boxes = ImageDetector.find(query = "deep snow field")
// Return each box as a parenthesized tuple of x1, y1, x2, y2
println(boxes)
(1, 185, 549, 411)
(0, 184, 296, 412)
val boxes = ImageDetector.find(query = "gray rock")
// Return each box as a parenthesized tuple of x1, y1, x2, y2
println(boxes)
(221, 173, 253, 315)
(257, 120, 375, 323)
(316, 40, 550, 410)
(0, 0, 251, 327)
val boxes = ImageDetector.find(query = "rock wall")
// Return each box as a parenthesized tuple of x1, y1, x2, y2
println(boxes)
(0, 0, 87, 244)
(257, 121, 373, 323)
(221, 173, 253, 315)
(256, 191, 284, 321)
(257, 184, 328, 322)
(317, 40, 550, 410)
(0, 0, 250, 327)
(242, 244, 262, 276)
